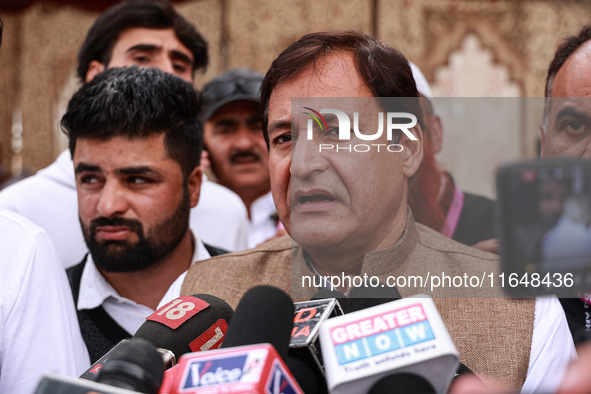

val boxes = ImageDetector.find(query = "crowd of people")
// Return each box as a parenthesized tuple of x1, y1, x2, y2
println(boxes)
(1, 0, 591, 392)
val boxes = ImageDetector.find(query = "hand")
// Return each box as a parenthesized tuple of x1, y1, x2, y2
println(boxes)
(557, 342, 591, 394)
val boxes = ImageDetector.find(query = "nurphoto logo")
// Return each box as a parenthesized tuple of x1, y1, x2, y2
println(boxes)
(302, 106, 418, 153)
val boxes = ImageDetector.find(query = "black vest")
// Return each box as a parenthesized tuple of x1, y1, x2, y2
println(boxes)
(67, 244, 227, 363)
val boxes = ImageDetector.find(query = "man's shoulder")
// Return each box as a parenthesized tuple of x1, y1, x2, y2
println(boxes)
(181, 235, 293, 309)
(203, 234, 293, 261)
(416, 222, 499, 264)
(405, 223, 501, 296)
(0, 154, 76, 211)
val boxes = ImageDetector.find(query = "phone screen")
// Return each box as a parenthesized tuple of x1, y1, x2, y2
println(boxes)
(497, 158, 591, 296)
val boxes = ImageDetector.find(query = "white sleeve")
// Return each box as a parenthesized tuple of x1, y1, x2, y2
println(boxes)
(521, 296, 576, 393)
(0, 211, 90, 394)
(189, 175, 250, 252)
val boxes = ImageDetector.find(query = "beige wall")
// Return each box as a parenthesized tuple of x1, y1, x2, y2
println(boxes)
(0, 0, 590, 196)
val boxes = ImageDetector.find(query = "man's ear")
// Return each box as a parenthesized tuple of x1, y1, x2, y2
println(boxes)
(187, 166, 202, 208)
(401, 125, 424, 180)
(85, 60, 106, 83)
(426, 114, 443, 154)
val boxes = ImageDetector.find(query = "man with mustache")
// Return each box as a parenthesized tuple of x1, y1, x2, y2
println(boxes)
(202, 69, 283, 247)
(539, 24, 591, 346)
(0, 0, 249, 269)
(181, 30, 574, 391)
(61, 67, 224, 363)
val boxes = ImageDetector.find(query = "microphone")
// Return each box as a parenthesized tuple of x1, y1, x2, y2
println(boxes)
(161, 286, 308, 393)
(81, 294, 233, 383)
(319, 295, 459, 394)
(35, 373, 144, 393)
(35, 338, 164, 394)
(143, 294, 233, 393)
(221, 286, 294, 359)
(135, 294, 233, 359)
(96, 338, 164, 394)
(163, 343, 303, 394)
(289, 294, 345, 393)
(80, 340, 175, 382)
(367, 373, 435, 393)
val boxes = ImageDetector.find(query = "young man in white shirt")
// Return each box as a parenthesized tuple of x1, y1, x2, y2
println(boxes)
(61, 66, 223, 363)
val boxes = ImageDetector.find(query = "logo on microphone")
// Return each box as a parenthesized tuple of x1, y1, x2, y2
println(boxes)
(265, 360, 299, 394)
(189, 319, 229, 352)
(330, 304, 434, 365)
(146, 296, 210, 329)
(182, 355, 247, 389)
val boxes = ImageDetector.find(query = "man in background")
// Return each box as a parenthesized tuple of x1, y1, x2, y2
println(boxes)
(202, 68, 283, 247)
(0, 18, 90, 393)
(540, 24, 591, 345)
(62, 66, 220, 362)
(0, 0, 249, 269)
(181, 30, 574, 391)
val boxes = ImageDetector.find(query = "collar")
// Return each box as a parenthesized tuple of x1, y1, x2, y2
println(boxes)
(77, 232, 208, 311)
(296, 210, 419, 281)
(250, 191, 276, 225)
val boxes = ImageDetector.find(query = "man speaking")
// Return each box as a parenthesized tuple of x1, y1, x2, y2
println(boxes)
(181, 30, 573, 390)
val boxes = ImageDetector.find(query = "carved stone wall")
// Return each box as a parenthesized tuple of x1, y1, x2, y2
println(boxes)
(0, 0, 590, 197)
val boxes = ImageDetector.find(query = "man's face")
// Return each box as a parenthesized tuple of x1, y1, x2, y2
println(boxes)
(86, 27, 194, 83)
(541, 41, 591, 158)
(74, 134, 201, 272)
(267, 52, 423, 253)
(204, 100, 270, 198)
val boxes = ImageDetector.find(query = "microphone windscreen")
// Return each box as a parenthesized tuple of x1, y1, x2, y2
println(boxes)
(96, 337, 164, 394)
(368, 372, 436, 394)
(285, 356, 318, 394)
(134, 294, 233, 359)
(221, 285, 294, 359)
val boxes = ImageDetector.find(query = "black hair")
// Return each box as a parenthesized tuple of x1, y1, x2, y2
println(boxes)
(260, 30, 422, 146)
(61, 66, 203, 178)
(77, 0, 207, 81)
(543, 25, 591, 131)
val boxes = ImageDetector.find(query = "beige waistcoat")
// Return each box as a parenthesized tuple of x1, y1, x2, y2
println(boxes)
(182, 215, 534, 389)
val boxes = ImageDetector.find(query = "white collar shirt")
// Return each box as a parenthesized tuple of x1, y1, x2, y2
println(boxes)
(76, 234, 210, 335)
(248, 191, 278, 248)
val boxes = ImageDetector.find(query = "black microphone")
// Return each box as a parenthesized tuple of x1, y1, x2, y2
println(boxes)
(80, 294, 233, 383)
(164, 286, 311, 393)
(35, 373, 143, 393)
(290, 289, 346, 394)
(222, 285, 317, 393)
(135, 294, 233, 359)
(221, 285, 294, 359)
(368, 372, 436, 393)
(96, 338, 164, 394)
(35, 338, 163, 394)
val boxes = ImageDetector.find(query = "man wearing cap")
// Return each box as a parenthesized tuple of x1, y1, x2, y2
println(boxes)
(0, 0, 250, 268)
(202, 69, 283, 247)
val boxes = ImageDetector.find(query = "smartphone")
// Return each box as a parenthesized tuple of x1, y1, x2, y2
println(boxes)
(497, 157, 591, 297)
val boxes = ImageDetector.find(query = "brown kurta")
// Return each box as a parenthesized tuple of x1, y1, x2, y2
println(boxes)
(181, 214, 534, 389)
